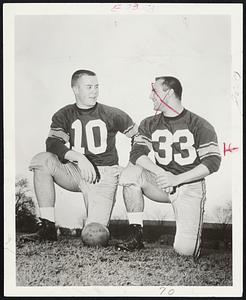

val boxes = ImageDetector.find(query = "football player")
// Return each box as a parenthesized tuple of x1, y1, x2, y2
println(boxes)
(22, 69, 138, 242)
(117, 76, 221, 258)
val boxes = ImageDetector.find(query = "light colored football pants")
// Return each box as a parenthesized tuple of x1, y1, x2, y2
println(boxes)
(119, 164, 206, 258)
(29, 152, 119, 227)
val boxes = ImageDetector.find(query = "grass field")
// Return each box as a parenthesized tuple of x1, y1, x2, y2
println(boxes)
(16, 235, 232, 286)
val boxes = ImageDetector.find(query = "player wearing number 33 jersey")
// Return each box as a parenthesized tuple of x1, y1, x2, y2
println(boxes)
(21, 70, 137, 244)
(131, 108, 220, 174)
(117, 76, 221, 258)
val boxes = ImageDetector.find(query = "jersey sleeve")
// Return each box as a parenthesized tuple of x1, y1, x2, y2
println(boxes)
(130, 118, 153, 164)
(114, 108, 138, 138)
(196, 121, 221, 173)
(46, 109, 70, 162)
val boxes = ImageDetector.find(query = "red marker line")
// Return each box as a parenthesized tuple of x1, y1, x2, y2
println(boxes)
(151, 83, 179, 115)
(223, 142, 239, 156)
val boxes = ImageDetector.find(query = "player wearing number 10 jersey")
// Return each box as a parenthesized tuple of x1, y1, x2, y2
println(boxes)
(117, 76, 221, 257)
(47, 101, 135, 166)
(21, 70, 138, 244)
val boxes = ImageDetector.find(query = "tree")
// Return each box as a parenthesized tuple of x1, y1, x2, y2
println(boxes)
(15, 177, 38, 232)
(213, 200, 232, 250)
(214, 200, 232, 226)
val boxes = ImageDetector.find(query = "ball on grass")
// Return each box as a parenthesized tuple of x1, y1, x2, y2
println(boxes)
(81, 222, 110, 247)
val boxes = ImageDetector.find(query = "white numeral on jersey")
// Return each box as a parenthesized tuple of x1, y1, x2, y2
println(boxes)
(152, 129, 173, 165)
(173, 129, 197, 165)
(71, 119, 108, 155)
(152, 129, 197, 166)
(71, 119, 85, 154)
(86, 120, 107, 154)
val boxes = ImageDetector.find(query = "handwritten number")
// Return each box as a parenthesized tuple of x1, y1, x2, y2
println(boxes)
(128, 3, 139, 10)
(111, 3, 154, 12)
(160, 287, 166, 295)
(168, 289, 175, 295)
(159, 287, 175, 295)
(111, 4, 121, 11)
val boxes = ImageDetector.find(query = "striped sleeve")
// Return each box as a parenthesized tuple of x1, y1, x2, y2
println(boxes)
(123, 123, 139, 138)
(45, 110, 70, 161)
(197, 142, 221, 160)
(132, 133, 152, 149)
(130, 119, 152, 164)
(114, 109, 138, 139)
(48, 127, 69, 143)
(196, 125, 221, 174)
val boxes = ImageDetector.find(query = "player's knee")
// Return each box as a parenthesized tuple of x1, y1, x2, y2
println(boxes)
(29, 152, 58, 174)
(173, 236, 197, 257)
(119, 164, 144, 187)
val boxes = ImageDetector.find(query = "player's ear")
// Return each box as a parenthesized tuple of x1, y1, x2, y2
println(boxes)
(168, 89, 174, 97)
(72, 85, 78, 95)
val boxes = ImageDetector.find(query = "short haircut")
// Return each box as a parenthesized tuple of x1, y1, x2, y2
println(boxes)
(155, 76, 183, 100)
(71, 70, 96, 87)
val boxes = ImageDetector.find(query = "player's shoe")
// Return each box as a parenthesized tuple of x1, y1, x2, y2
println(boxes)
(116, 224, 144, 251)
(20, 218, 57, 242)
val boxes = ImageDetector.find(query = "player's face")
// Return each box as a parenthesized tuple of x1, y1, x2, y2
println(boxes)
(150, 80, 170, 111)
(74, 75, 99, 108)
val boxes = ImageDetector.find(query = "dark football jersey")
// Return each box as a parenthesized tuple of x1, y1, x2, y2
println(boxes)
(46, 102, 138, 166)
(130, 109, 221, 174)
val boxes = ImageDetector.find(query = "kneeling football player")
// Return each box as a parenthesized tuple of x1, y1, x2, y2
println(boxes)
(22, 69, 138, 245)
(117, 76, 221, 258)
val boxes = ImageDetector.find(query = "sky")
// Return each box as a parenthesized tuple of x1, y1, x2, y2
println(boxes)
(14, 13, 238, 226)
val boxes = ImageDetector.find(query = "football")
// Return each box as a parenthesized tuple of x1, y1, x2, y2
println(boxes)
(81, 222, 110, 247)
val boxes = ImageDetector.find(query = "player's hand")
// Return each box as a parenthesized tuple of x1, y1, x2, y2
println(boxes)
(156, 170, 179, 189)
(164, 187, 174, 194)
(77, 155, 98, 184)
(112, 166, 123, 177)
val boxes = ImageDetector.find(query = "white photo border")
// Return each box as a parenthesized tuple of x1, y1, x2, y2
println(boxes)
(4, 3, 243, 297)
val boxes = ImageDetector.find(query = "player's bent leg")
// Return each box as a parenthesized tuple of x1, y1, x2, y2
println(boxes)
(116, 165, 146, 251)
(142, 171, 170, 203)
(29, 152, 57, 207)
(81, 166, 119, 246)
(22, 152, 81, 242)
(117, 165, 170, 251)
(84, 166, 119, 226)
(172, 180, 206, 258)
(119, 164, 170, 206)
(29, 152, 81, 206)
(173, 235, 199, 256)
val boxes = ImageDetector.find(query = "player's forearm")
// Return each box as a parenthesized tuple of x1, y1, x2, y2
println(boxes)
(64, 150, 87, 163)
(46, 137, 70, 161)
(176, 164, 210, 185)
(135, 155, 163, 175)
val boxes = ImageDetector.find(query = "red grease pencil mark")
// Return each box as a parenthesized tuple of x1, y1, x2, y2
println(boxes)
(111, 4, 122, 11)
(151, 83, 179, 116)
(111, 3, 154, 13)
(223, 143, 239, 156)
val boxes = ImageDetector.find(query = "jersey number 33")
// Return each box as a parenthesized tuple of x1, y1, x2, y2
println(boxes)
(152, 129, 197, 166)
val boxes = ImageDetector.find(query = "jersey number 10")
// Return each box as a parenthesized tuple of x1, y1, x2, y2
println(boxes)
(71, 119, 107, 154)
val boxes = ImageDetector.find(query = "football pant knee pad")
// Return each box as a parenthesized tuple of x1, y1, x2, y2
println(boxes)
(119, 164, 144, 187)
(173, 234, 200, 257)
(29, 152, 58, 175)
